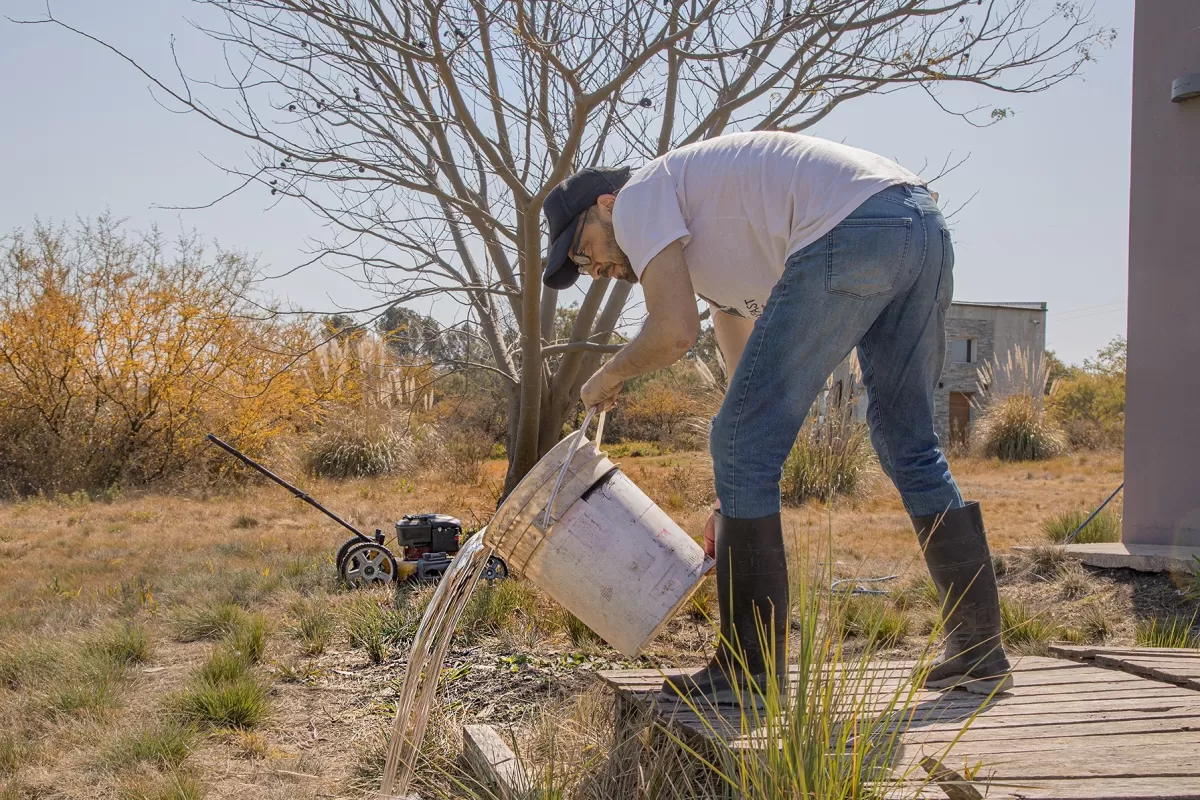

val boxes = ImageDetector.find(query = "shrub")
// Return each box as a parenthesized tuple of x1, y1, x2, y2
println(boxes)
(1135, 615, 1199, 648)
(973, 394, 1067, 461)
(1042, 507, 1121, 544)
(0, 216, 327, 499)
(972, 347, 1067, 461)
(303, 416, 413, 479)
(441, 429, 492, 485)
(781, 403, 876, 505)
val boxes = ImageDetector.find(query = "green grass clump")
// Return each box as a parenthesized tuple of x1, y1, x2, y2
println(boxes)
(560, 611, 603, 648)
(288, 599, 333, 656)
(0, 638, 61, 690)
(1000, 600, 1059, 654)
(458, 578, 541, 640)
(43, 658, 127, 720)
(1042, 507, 1121, 544)
(226, 613, 269, 664)
(171, 603, 245, 643)
(89, 622, 154, 667)
(195, 648, 251, 686)
(105, 721, 196, 770)
(344, 596, 412, 665)
(1135, 615, 1200, 648)
(175, 676, 269, 730)
(118, 769, 206, 800)
(837, 595, 910, 648)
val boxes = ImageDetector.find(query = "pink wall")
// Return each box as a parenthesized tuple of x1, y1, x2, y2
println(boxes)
(1124, 1, 1200, 546)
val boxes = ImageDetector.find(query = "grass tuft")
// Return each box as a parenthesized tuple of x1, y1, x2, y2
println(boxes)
(118, 769, 206, 800)
(1056, 561, 1093, 600)
(0, 731, 27, 776)
(175, 676, 270, 730)
(1135, 615, 1200, 648)
(227, 612, 270, 664)
(560, 611, 603, 648)
(104, 720, 196, 770)
(90, 622, 153, 667)
(781, 403, 876, 504)
(1042, 507, 1121, 544)
(1025, 544, 1068, 577)
(837, 594, 910, 647)
(1001, 599, 1059, 654)
(170, 603, 245, 643)
(288, 598, 333, 656)
(458, 578, 541, 640)
(195, 648, 250, 686)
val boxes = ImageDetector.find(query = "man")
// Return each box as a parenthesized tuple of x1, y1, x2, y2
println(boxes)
(540, 131, 1012, 705)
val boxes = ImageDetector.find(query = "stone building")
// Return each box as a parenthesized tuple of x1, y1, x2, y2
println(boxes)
(826, 301, 1048, 445)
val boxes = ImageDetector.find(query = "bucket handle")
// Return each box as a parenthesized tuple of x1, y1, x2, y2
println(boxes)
(541, 406, 606, 528)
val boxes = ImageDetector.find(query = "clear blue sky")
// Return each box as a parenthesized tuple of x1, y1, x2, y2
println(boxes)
(2, 0, 1133, 366)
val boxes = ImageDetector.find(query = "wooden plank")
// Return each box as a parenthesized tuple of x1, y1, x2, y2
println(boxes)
(907, 713, 1200, 743)
(462, 724, 531, 800)
(915, 730, 1200, 757)
(966, 776, 1200, 800)
(896, 744, 1200, 780)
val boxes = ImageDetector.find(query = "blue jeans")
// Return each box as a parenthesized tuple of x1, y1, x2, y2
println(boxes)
(711, 183, 963, 519)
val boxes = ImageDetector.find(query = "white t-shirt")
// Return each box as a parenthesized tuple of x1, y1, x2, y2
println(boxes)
(611, 131, 922, 319)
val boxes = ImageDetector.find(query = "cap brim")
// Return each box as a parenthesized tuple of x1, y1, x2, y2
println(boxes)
(542, 216, 584, 290)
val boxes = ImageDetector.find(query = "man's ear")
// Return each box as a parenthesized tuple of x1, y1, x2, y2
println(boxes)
(596, 194, 617, 216)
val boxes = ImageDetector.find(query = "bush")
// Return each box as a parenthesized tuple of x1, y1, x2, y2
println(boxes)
(973, 394, 1067, 461)
(972, 347, 1068, 461)
(782, 403, 876, 504)
(303, 416, 413, 478)
(1042, 507, 1121, 544)
(0, 216, 327, 498)
(441, 429, 492, 485)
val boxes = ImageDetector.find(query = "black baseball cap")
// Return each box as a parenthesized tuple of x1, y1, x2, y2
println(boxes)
(541, 165, 631, 290)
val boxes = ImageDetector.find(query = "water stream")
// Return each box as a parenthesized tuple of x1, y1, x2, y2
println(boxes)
(378, 529, 495, 798)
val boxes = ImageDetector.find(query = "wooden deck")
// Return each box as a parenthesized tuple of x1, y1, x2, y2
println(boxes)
(598, 648, 1200, 799)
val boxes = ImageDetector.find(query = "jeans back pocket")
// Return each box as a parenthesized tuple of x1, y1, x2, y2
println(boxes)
(825, 218, 912, 299)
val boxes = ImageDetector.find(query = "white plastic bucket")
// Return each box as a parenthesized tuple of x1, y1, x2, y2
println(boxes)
(485, 416, 714, 656)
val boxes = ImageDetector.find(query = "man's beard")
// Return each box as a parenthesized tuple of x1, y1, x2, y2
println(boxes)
(598, 219, 638, 283)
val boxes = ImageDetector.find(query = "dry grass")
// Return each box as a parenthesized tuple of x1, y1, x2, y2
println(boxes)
(0, 448, 1173, 799)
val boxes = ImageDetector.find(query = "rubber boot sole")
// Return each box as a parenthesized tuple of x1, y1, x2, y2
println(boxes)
(925, 670, 1014, 695)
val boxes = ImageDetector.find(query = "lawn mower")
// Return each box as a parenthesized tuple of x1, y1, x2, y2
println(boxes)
(205, 434, 508, 588)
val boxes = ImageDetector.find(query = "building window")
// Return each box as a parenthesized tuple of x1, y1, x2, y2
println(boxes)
(949, 337, 975, 364)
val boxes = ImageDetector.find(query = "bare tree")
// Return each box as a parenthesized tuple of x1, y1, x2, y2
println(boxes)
(30, 0, 1113, 490)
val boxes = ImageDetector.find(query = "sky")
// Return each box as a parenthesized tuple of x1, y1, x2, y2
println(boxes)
(1, 0, 1134, 366)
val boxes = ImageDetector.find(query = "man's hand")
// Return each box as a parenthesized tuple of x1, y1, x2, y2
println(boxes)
(580, 367, 624, 411)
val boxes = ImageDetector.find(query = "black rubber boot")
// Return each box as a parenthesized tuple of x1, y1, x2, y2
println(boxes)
(913, 502, 1013, 695)
(659, 512, 789, 708)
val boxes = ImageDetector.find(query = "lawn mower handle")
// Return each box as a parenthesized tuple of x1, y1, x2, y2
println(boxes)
(205, 433, 373, 544)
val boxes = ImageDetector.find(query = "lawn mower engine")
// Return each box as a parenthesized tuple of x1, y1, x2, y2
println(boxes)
(395, 513, 462, 581)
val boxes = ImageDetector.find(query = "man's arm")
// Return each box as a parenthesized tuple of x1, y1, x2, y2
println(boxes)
(580, 240, 699, 408)
(711, 307, 755, 377)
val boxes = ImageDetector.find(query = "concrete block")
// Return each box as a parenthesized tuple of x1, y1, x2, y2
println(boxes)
(1060, 542, 1200, 574)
